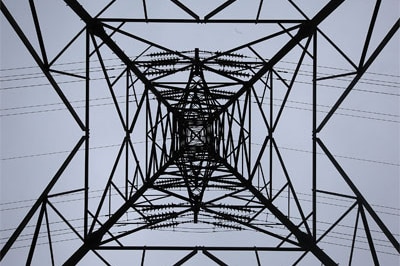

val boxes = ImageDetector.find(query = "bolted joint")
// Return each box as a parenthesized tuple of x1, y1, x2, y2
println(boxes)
(63, 229, 104, 264)
(296, 20, 316, 40)
(84, 229, 103, 250)
(296, 231, 338, 266)
(64, 0, 106, 37)
(295, 231, 313, 247)
(86, 19, 106, 37)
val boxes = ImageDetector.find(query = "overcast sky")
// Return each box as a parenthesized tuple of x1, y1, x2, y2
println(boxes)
(1, 0, 399, 265)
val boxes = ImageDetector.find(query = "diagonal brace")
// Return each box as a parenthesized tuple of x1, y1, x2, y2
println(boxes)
(211, 0, 345, 121)
(215, 153, 337, 265)
(317, 138, 400, 253)
(0, 2, 86, 131)
(64, 0, 179, 118)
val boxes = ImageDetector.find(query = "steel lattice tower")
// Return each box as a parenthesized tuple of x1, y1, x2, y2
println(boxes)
(1, 0, 399, 265)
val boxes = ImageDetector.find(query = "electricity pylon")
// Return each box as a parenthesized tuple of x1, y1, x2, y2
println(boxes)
(1, 0, 399, 265)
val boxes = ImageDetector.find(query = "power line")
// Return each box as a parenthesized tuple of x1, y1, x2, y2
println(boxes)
(1, 55, 399, 78)
(1, 208, 398, 251)
(2, 65, 398, 89)
(275, 145, 400, 167)
(1, 69, 398, 96)
(1, 89, 398, 125)
(1, 175, 399, 215)
(0, 181, 397, 255)
(1, 55, 398, 93)
(1, 143, 122, 161)
(2, 209, 397, 257)
(2, 138, 399, 167)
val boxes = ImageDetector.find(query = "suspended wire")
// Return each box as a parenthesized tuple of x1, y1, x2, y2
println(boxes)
(274, 57, 400, 79)
(0, 94, 131, 112)
(1, 55, 399, 78)
(4, 222, 398, 258)
(273, 145, 400, 167)
(1, 55, 398, 93)
(0, 12, 398, 263)
(1, 184, 398, 230)
(1, 110, 398, 165)
(0, 180, 397, 256)
(1, 87, 398, 164)
(1, 57, 398, 129)
(1, 186, 398, 216)
(2, 136, 398, 166)
(1, 56, 398, 256)
(1, 87, 398, 125)
(274, 98, 399, 118)
(1, 212, 398, 255)
(294, 80, 400, 96)
(1, 70, 398, 96)
(1, 204, 397, 257)
(321, 240, 398, 256)
(292, 191, 400, 213)
(1, 140, 141, 161)
(1, 178, 398, 224)
(3, 94, 397, 119)
(5, 232, 398, 257)
(0, 76, 109, 91)
(0, 56, 124, 72)
(272, 65, 400, 87)
(1, 98, 399, 125)
(2, 67, 398, 91)
(0, 95, 127, 116)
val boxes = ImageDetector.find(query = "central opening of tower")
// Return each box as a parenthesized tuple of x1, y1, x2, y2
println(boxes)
(172, 49, 222, 221)
(174, 48, 220, 161)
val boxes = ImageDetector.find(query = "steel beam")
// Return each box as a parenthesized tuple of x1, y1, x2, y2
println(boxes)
(97, 246, 303, 251)
(0, 1, 86, 131)
(172, 249, 198, 266)
(63, 152, 181, 264)
(64, 0, 178, 117)
(99, 18, 305, 23)
(202, 249, 228, 266)
(0, 136, 85, 260)
(216, 154, 338, 265)
(211, 0, 345, 121)
(204, 0, 236, 21)
(317, 18, 400, 132)
(317, 138, 400, 253)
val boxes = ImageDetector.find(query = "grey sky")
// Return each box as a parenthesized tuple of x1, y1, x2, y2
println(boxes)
(1, 0, 399, 265)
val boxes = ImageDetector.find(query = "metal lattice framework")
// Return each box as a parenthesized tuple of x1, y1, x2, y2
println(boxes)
(1, 0, 399, 265)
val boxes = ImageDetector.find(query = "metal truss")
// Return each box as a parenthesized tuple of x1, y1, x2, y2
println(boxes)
(1, 0, 399, 265)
